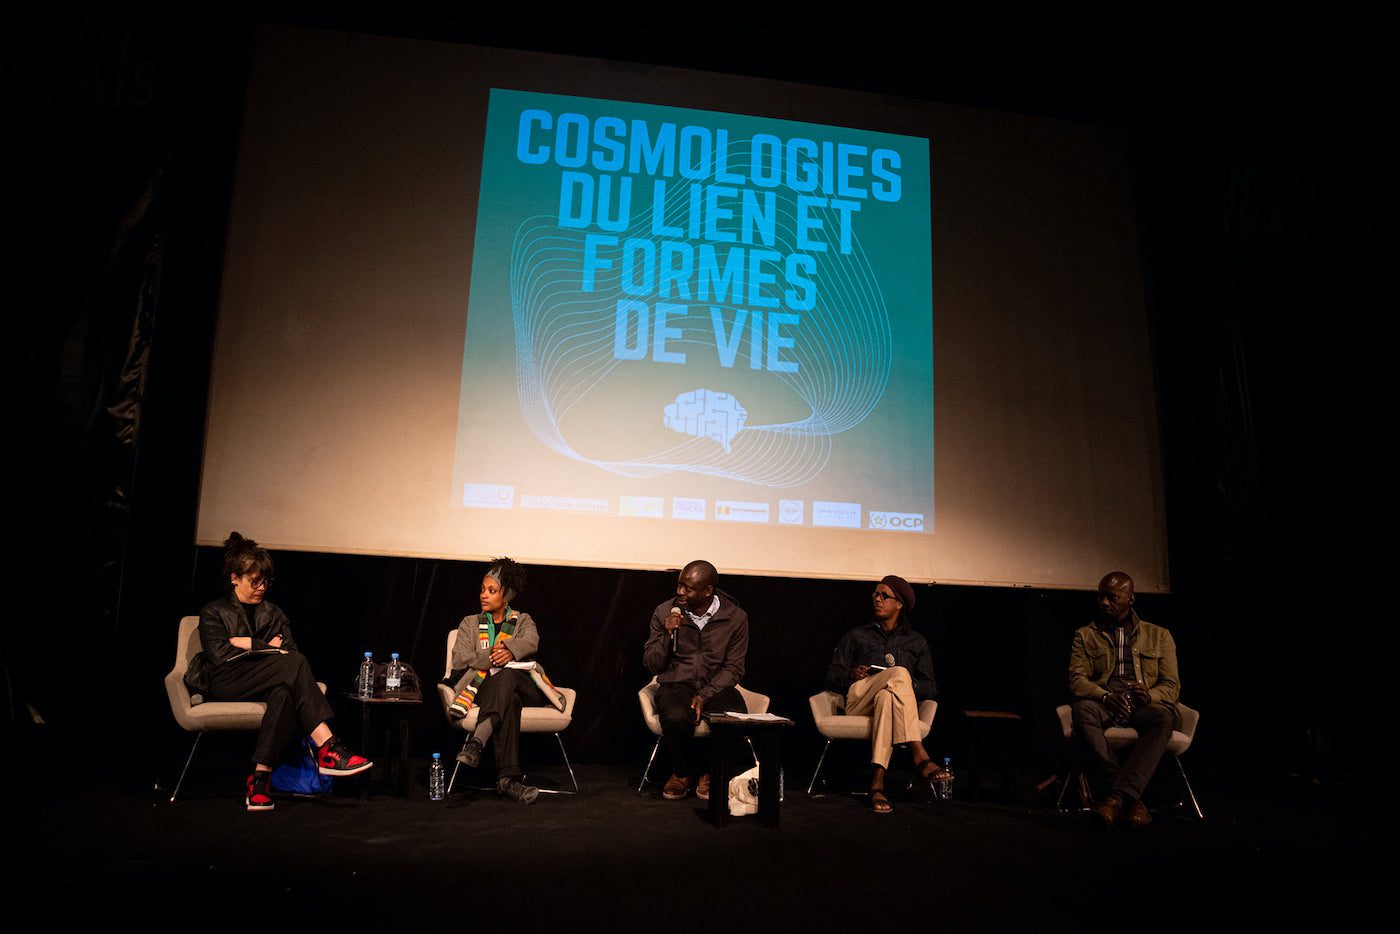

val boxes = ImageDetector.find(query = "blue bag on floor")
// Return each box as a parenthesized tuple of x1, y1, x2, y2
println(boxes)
(270, 738, 333, 795)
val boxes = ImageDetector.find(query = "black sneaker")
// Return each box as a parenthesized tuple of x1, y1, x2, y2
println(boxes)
(456, 740, 484, 768)
(246, 771, 275, 812)
(496, 775, 539, 805)
(317, 738, 373, 777)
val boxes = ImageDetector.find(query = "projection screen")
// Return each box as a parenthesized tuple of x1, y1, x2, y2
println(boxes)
(196, 26, 1169, 592)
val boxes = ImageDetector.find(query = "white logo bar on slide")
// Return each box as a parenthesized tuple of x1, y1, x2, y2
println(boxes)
(716, 500, 770, 523)
(463, 483, 514, 509)
(672, 497, 706, 520)
(778, 499, 804, 525)
(520, 494, 609, 513)
(813, 501, 861, 528)
(619, 495, 665, 518)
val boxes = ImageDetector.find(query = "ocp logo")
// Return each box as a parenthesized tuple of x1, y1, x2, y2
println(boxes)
(869, 511, 924, 531)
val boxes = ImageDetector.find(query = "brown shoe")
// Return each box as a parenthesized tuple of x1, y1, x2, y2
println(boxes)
(1092, 792, 1123, 831)
(1124, 797, 1152, 830)
(696, 773, 711, 801)
(662, 773, 691, 800)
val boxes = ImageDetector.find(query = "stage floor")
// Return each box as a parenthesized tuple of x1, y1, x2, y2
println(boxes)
(16, 760, 1373, 928)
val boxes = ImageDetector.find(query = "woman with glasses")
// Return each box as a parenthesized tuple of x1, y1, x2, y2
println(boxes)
(188, 531, 372, 811)
(823, 574, 948, 814)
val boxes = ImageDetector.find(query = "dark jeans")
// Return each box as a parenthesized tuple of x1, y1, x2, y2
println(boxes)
(207, 652, 335, 767)
(655, 681, 745, 778)
(471, 668, 544, 779)
(1070, 698, 1175, 801)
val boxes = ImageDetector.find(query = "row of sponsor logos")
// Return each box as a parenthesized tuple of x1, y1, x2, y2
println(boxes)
(462, 484, 925, 531)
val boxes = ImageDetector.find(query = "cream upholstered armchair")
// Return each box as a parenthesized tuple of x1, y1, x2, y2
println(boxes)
(636, 677, 768, 793)
(805, 690, 937, 796)
(438, 628, 578, 794)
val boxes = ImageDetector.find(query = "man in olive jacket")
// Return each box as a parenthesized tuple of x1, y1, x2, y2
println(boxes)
(1068, 571, 1180, 831)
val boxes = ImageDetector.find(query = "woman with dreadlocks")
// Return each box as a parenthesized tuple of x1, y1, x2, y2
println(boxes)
(444, 557, 564, 805)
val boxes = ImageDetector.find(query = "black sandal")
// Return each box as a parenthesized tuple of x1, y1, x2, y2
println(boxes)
(918, 760, 952, 783)
(869, 789, 894, 814)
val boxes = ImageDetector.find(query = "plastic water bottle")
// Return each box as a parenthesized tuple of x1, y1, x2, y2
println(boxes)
(937, 756, 954, 801)
(386, 652, 403, 692)
(428, 753, 446, 800)
(357, 652, 374, 699)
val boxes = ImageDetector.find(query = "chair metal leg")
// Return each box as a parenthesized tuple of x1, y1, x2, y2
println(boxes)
(447, 737, 470, 795)
(806, 740, 833, 796)
(1055, 762, 1077, 812)
(637, 736, 662, 794)
(532, 733, 579, 795)
(169, 733, 203, 803)
(1173, 754, 1205, 820)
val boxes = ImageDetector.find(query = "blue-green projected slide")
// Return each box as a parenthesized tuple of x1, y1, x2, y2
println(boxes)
(453, 89, 933, 534)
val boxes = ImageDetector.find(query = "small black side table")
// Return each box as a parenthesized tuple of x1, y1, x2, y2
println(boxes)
(705, 714, 794, 829)
(342, 693, 422, 801)
(964, 709, 1024, 802)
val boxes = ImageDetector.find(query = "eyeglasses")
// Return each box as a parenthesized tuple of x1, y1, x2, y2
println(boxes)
(246, 577, 273, 591)
(871, 590, 899, 602)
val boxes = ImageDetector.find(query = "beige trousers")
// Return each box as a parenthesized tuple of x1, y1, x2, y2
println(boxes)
(844, 666, 922, 769)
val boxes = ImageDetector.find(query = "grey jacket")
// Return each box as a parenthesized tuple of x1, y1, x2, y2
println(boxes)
(449, 611, 542, 692)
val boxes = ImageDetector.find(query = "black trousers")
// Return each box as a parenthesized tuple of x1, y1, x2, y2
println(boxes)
(472, 668, 544, 779)
(208, 653, 336, 767)
(655, 682, 745, 778)
(1070, 698, 1175, 801)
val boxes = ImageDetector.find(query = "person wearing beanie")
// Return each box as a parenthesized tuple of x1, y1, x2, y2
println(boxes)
(823, 574, 945, 814)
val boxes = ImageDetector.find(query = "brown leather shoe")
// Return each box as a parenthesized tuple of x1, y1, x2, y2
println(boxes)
(662, 773, 691, 800)
(1092, 792, 1123, 831)
(1124, 797, 1152, 830)
(696, 773, 711, 801)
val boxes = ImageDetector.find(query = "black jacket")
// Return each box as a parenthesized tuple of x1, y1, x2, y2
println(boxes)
(185, 593, 299, 694)
(643, 591, 748, 700)
(824, 621, 938, 701)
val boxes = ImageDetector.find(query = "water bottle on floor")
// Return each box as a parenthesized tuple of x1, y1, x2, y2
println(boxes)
(358, 652, 375, 699)
(428, 753, 446, 800)
(386, 652, 403, 692)
(938, 756, 953, 801)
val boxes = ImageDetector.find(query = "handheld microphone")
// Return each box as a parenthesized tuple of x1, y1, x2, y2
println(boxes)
(668, 598, 684, 650)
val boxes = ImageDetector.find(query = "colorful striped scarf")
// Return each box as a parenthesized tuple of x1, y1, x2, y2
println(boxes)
(448, 612, 565, 718)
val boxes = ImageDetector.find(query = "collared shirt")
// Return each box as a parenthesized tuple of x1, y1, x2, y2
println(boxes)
(1106, 618, 1138, 693)
(687, 595, 721, 630)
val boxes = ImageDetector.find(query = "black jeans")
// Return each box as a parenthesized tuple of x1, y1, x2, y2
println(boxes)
(207, 653, 335, 767)
(655, 681, 745, 778)
(1070, 698, 1175, 801)
(471, 668, 545, 779)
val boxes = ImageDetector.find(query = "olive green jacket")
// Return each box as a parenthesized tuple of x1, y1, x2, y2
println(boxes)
(1068, 612, 1180, 725)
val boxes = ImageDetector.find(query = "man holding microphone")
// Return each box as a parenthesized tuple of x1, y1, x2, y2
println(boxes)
(644, 560, 750, 801)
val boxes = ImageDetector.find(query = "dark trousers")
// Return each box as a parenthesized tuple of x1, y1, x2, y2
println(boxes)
(472, 668, 544, 778)
(655, 682, 745, 778)
(208, 653, 335, 767)
(1070, 698, 1175, 801)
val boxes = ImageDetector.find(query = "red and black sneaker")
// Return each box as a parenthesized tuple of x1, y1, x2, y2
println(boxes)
(246, 771, 275, 812)
(317, 738, 373, 777)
